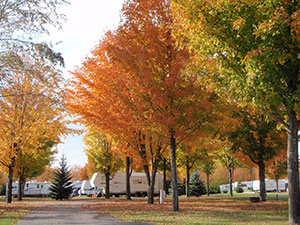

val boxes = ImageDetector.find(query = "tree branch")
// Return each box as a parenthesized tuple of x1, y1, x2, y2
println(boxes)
(264, 108, 290, 132)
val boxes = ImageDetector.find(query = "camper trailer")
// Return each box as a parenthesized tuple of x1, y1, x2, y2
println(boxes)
(10, 180, 82, 197)
(79, 180, 92, 196)
(93, 171, 163, 197)
(252, 179, 287, 192)
(11, 180, 52, 197)
(71, 181, 82, 196)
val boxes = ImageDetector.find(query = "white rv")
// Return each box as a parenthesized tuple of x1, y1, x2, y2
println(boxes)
(232, 181, 253, 191)
(11, 180, 51, 197)
(94, 171, 163, 197)
(79, 180, 92, 196)
(71, 181, 82, 196)
(252, 179, 287, 192)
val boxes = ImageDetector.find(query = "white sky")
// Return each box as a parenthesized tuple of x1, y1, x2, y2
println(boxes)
(47, 0, 125, 167)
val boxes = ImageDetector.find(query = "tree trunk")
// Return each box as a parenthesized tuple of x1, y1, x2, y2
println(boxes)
(275, 177, 279, 201)
(7, 166, 13, 203)
(186, 160, 190, 198)
(150, 155, 159, 204)
(287, 110, 299, 224)
(206, 173, 210, 196)
(163, 158, 167, 193)
(258, 161, 266, 202)
(139, 144, 153, 203)
(17, 172, 23, 201)
(170, 129, 179, 211)
(126, 157, 131, 200)
(229, 169, 233, 197)
(145, 168, 154, 204)
(148, 170, 157, 204)
(105, 172, 110, 199)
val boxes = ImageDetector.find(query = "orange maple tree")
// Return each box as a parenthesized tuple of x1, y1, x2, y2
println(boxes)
(68, 0, 225, 209)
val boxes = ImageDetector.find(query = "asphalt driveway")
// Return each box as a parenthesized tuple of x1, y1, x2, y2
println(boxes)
(17, 199, 150, 225)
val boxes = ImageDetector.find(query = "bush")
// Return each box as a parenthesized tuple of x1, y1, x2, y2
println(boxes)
(236, 181, 244, 193)
(165, 180, 171, 195)
(0, 183, 6, 195)
(209, 185, 221, 194)
(222, 190, 228, 194)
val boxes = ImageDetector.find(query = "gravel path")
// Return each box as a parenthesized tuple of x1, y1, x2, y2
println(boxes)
(17, 199, 151, 225)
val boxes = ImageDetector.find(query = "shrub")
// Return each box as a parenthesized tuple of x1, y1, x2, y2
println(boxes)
(236, 181, 244, 193)
(209, 185, 221, 194)
(0, 183, 6, 195)
(222, 190, 228, 194)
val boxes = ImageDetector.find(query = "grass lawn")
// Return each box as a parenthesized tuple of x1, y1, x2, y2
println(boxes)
(88, 195, 288, 225)
(0, 202, 33, 225)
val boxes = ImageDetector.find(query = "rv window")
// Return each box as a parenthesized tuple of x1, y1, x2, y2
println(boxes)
(41, 185, 43, 188)
(37, 184, 39, 188)
(133, 179, 142, 184)
(26, 184, 28, 188)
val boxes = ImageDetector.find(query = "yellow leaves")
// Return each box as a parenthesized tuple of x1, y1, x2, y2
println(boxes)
(0, 49, 68, 170)
(232, 18, 245, 30)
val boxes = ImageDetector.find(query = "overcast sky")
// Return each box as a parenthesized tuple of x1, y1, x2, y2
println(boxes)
(48, 0, 125, 167)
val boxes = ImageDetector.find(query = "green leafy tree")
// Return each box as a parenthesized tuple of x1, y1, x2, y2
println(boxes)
(177, 144, 202, 198)
(229, 111, 285, 201)
(15, 140, 57, 200)
(266, 152, 288, 195)
(49, 155, 73, 200)
(172, 1, 300, 222)
(217, 145, 242, 197)
(189, 171, 206, 197)
(84, 126, 123, 199)
(199, 150, 216, 196)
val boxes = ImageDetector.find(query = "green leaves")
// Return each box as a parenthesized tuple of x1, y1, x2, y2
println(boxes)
(84, 126, 123, 176)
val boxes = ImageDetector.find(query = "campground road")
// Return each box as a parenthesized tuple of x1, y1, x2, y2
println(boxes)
(17, 199, 151, 225)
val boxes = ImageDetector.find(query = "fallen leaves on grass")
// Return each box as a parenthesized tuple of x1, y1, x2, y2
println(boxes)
(83, 196, 288, 225)
(0, 202, 34, 223)
(86, 196, 287, 213)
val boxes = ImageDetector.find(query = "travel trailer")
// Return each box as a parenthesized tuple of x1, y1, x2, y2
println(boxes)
(79, 180, 93, 196)
(71, 181, 82, 196)
(93, 171, 163, 197)
(220, 181, 253, 192)
(252, 179, 287, 192)
(10, 180, 82, 197)
(220, 179, 288, 193)
(11, 180, 52, 197)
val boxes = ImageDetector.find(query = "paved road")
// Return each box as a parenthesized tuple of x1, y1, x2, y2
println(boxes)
(17, 199, 151, 225)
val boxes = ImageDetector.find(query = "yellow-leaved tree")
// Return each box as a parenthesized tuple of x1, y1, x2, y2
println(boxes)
(0, 49, 69, 203)
(84, 126, 123, 198)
